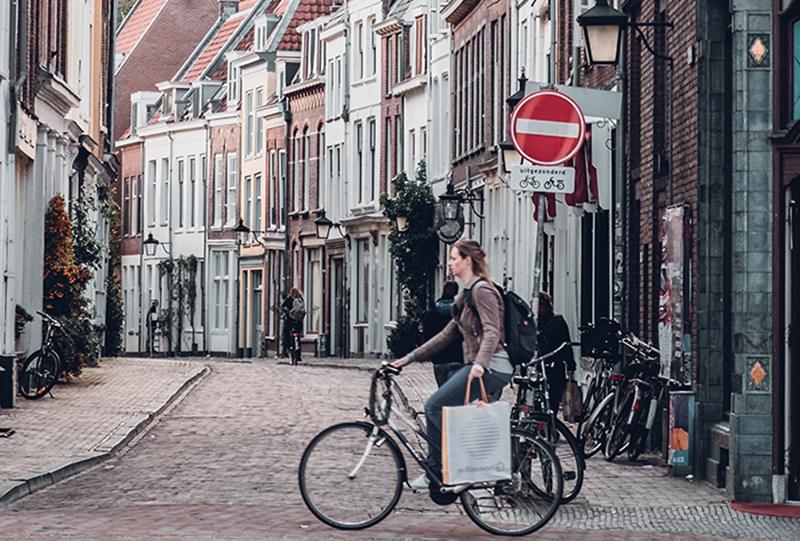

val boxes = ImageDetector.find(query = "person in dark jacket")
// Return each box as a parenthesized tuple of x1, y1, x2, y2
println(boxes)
(423, 281, 464, 387)
(537, 291, 576, 414)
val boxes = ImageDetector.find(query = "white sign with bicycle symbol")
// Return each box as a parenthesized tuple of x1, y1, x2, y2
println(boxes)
(510, 164, 575, 194)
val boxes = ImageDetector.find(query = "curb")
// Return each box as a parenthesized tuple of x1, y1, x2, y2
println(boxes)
(0, 364, 208, 508)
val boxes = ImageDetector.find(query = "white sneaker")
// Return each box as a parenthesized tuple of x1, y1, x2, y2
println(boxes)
(406, 473, 430, 494)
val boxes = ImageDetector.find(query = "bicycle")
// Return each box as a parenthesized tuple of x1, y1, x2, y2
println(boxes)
(603, 334, 671, 461)
(289, 329, 301, 365)
(298, 362, 563, 535)
(18, 311, 62, 400)
(510, 342, 585, 503)
(575, 318, 626, 458)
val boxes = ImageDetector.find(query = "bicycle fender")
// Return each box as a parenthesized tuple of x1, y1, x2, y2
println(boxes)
(351, 421, 409, 482)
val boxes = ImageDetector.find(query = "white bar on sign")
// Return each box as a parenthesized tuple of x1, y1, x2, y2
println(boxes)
(516, 119, 580, 138)
(510, 165, 576, 194)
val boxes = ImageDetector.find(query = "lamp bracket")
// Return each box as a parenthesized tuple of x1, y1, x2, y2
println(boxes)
(629, 21, 674, 62)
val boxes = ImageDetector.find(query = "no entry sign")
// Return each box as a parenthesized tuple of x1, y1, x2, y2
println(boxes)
(510, 90, 586, 166)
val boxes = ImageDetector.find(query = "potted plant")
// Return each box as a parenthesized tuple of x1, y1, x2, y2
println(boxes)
(15, 305, 33, 339)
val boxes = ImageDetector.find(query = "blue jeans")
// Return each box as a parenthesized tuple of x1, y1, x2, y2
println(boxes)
(424, 364, 512, 477)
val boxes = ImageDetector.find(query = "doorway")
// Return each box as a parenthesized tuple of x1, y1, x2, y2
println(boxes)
(789, 179, 800, 500)
(331, 258, 345, 357)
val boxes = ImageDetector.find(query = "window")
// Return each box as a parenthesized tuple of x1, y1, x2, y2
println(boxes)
(386, 39, 393, 90)
(793, 19, 800, 119)
(307, 248, 322, 332)
(213, 251, 230, 331)
(269, 150, 277, 227)
(246, 91, 254, 156)
(409, 129, 415, 171)
(200, 155, 207, 227)
(368, 118, 376, 201)
(227, 152, 237, 225)
(214, 154, 223, 227)
(256, 89, 264, 153)
(189, 157, 196, 228)
(356, 239, 369, 322)
(309, 28, 317, 76)
(336, 59, 342, 112)
(370, 17, 377, 75)
(255, 173, 262, 236)
(415, 16, 425, 76)
(356, 22, 364, 80)
(356, 121, 363, 203)
(386, 118, 393, 182)
(245, 176, 252, 240)
(160, 158, 169, 224)
(396, 115, 404, 174)
(177, 159, 185, 228)
(228, 63, 239, 105)
(123, 177, 130, 236)
(304, 128, 311, 210)
(317, 126, 325, 208)
(293, 130, 301, 211)
(131, 175, 139, 235)
(149, 161, 157, 225)
(278, 149, 286, 228)
(327, 60, 334, 117)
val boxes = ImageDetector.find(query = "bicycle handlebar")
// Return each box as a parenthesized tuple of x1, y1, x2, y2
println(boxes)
(378, 361, 402, 376)
(521, 341, 570, 369)
(36, 310, 62, 328)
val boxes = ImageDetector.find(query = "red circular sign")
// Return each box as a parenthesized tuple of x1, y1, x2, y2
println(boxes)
(510, 90, 586, 166)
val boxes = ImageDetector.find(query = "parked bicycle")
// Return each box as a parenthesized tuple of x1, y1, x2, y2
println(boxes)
(299, 362, 563, 535)
(510, 341, 585, 503)
(604, 334, 676, 462)
(18, 311, 62, 400)
(575, 318, 627, 458)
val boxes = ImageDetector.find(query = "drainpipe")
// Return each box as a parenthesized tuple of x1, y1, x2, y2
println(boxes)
(203, 122, 210, 354)
(107, 0, 117, 151)
(549, 0, 557, 84)
(167, 130, 175, 354)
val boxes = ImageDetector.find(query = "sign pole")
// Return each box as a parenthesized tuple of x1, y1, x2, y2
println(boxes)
(532, 193, 546, 317)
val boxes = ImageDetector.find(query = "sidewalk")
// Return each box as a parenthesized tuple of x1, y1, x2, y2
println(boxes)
(0, 357, 207, 506)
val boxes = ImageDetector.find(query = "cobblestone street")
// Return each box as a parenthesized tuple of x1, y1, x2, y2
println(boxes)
(0, 357, 797, 540)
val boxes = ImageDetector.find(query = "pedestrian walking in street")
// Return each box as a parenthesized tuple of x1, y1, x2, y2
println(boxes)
(537, 291, 576, 415)
(147, 299, 159, 355)
(392, 238, 513, 492)
(282, 288, 306, 358)
(423, 280, 464, 388)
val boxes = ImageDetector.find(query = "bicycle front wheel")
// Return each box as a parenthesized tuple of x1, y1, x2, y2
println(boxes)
(605, 389, 635, 461)
(18, 349, 60, 400)
(298, 422, 405, 530)
(514, 414, 584, 503)
(581, 391, 615, 458)
(461, 428, 563, 536)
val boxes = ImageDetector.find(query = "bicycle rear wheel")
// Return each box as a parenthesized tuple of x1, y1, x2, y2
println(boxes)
(299, 422, 405, 530)
(18, 349, 60, 400)
(461, 428, 562, 536)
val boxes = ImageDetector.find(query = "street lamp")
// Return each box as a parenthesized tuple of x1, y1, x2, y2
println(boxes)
(143, 233, 170, 256)
(577, 0, 673, 65)
(394, 214, 408, 232)
(439, 183, 462, 221)
(499, 138, 523, 176)
(576, 0, 629, 65)
(314, 210, 344, 239)
(234, 218, 268, 247)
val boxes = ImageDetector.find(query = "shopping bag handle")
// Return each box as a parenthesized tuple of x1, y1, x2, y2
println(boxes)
(464, 375, 489, 405)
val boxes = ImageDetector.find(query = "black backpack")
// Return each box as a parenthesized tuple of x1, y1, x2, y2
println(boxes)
(464, 279, 538, 366)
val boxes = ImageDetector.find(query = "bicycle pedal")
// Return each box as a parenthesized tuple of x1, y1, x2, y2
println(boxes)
(563, 471, 577, 481)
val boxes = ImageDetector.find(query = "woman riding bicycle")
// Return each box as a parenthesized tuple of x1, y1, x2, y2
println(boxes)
(282, 287, 305, 357)
(392, 238, 513, 491)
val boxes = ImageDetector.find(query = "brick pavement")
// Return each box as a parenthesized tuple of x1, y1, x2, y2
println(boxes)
(0, 354, 797, 540)
(0, 357, 207, 506)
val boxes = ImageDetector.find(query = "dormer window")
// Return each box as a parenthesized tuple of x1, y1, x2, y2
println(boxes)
(228, 62, 240, 105)
(256, 19, 267, 50)
(163, 90, 173, 115)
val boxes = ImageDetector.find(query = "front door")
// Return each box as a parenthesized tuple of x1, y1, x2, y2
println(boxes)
(789, 180, 800, 500)
(332, 258, 345, 357)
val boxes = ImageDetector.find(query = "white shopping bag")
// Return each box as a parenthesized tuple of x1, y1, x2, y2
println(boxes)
(441, 377, 512, 485)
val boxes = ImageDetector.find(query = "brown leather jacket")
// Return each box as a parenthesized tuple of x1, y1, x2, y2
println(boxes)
(410, 276, 505, 370)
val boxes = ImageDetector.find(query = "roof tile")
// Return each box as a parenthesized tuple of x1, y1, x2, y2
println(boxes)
(116, 0, 170, 56)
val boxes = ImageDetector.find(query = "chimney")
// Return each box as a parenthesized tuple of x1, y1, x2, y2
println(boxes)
(220, 0, 241, 19)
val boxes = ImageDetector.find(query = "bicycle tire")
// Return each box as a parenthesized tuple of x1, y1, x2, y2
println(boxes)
(298, 422, 405, 530)
(18, 349, 60, 400)
(580, 391, 616, 458)
(461, 428, 563, 536)
(604, 389, 635, 461)
(515, 414, 584, 503)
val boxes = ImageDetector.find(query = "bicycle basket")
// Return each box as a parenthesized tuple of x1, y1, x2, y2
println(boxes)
(584, 317, 621, 358)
